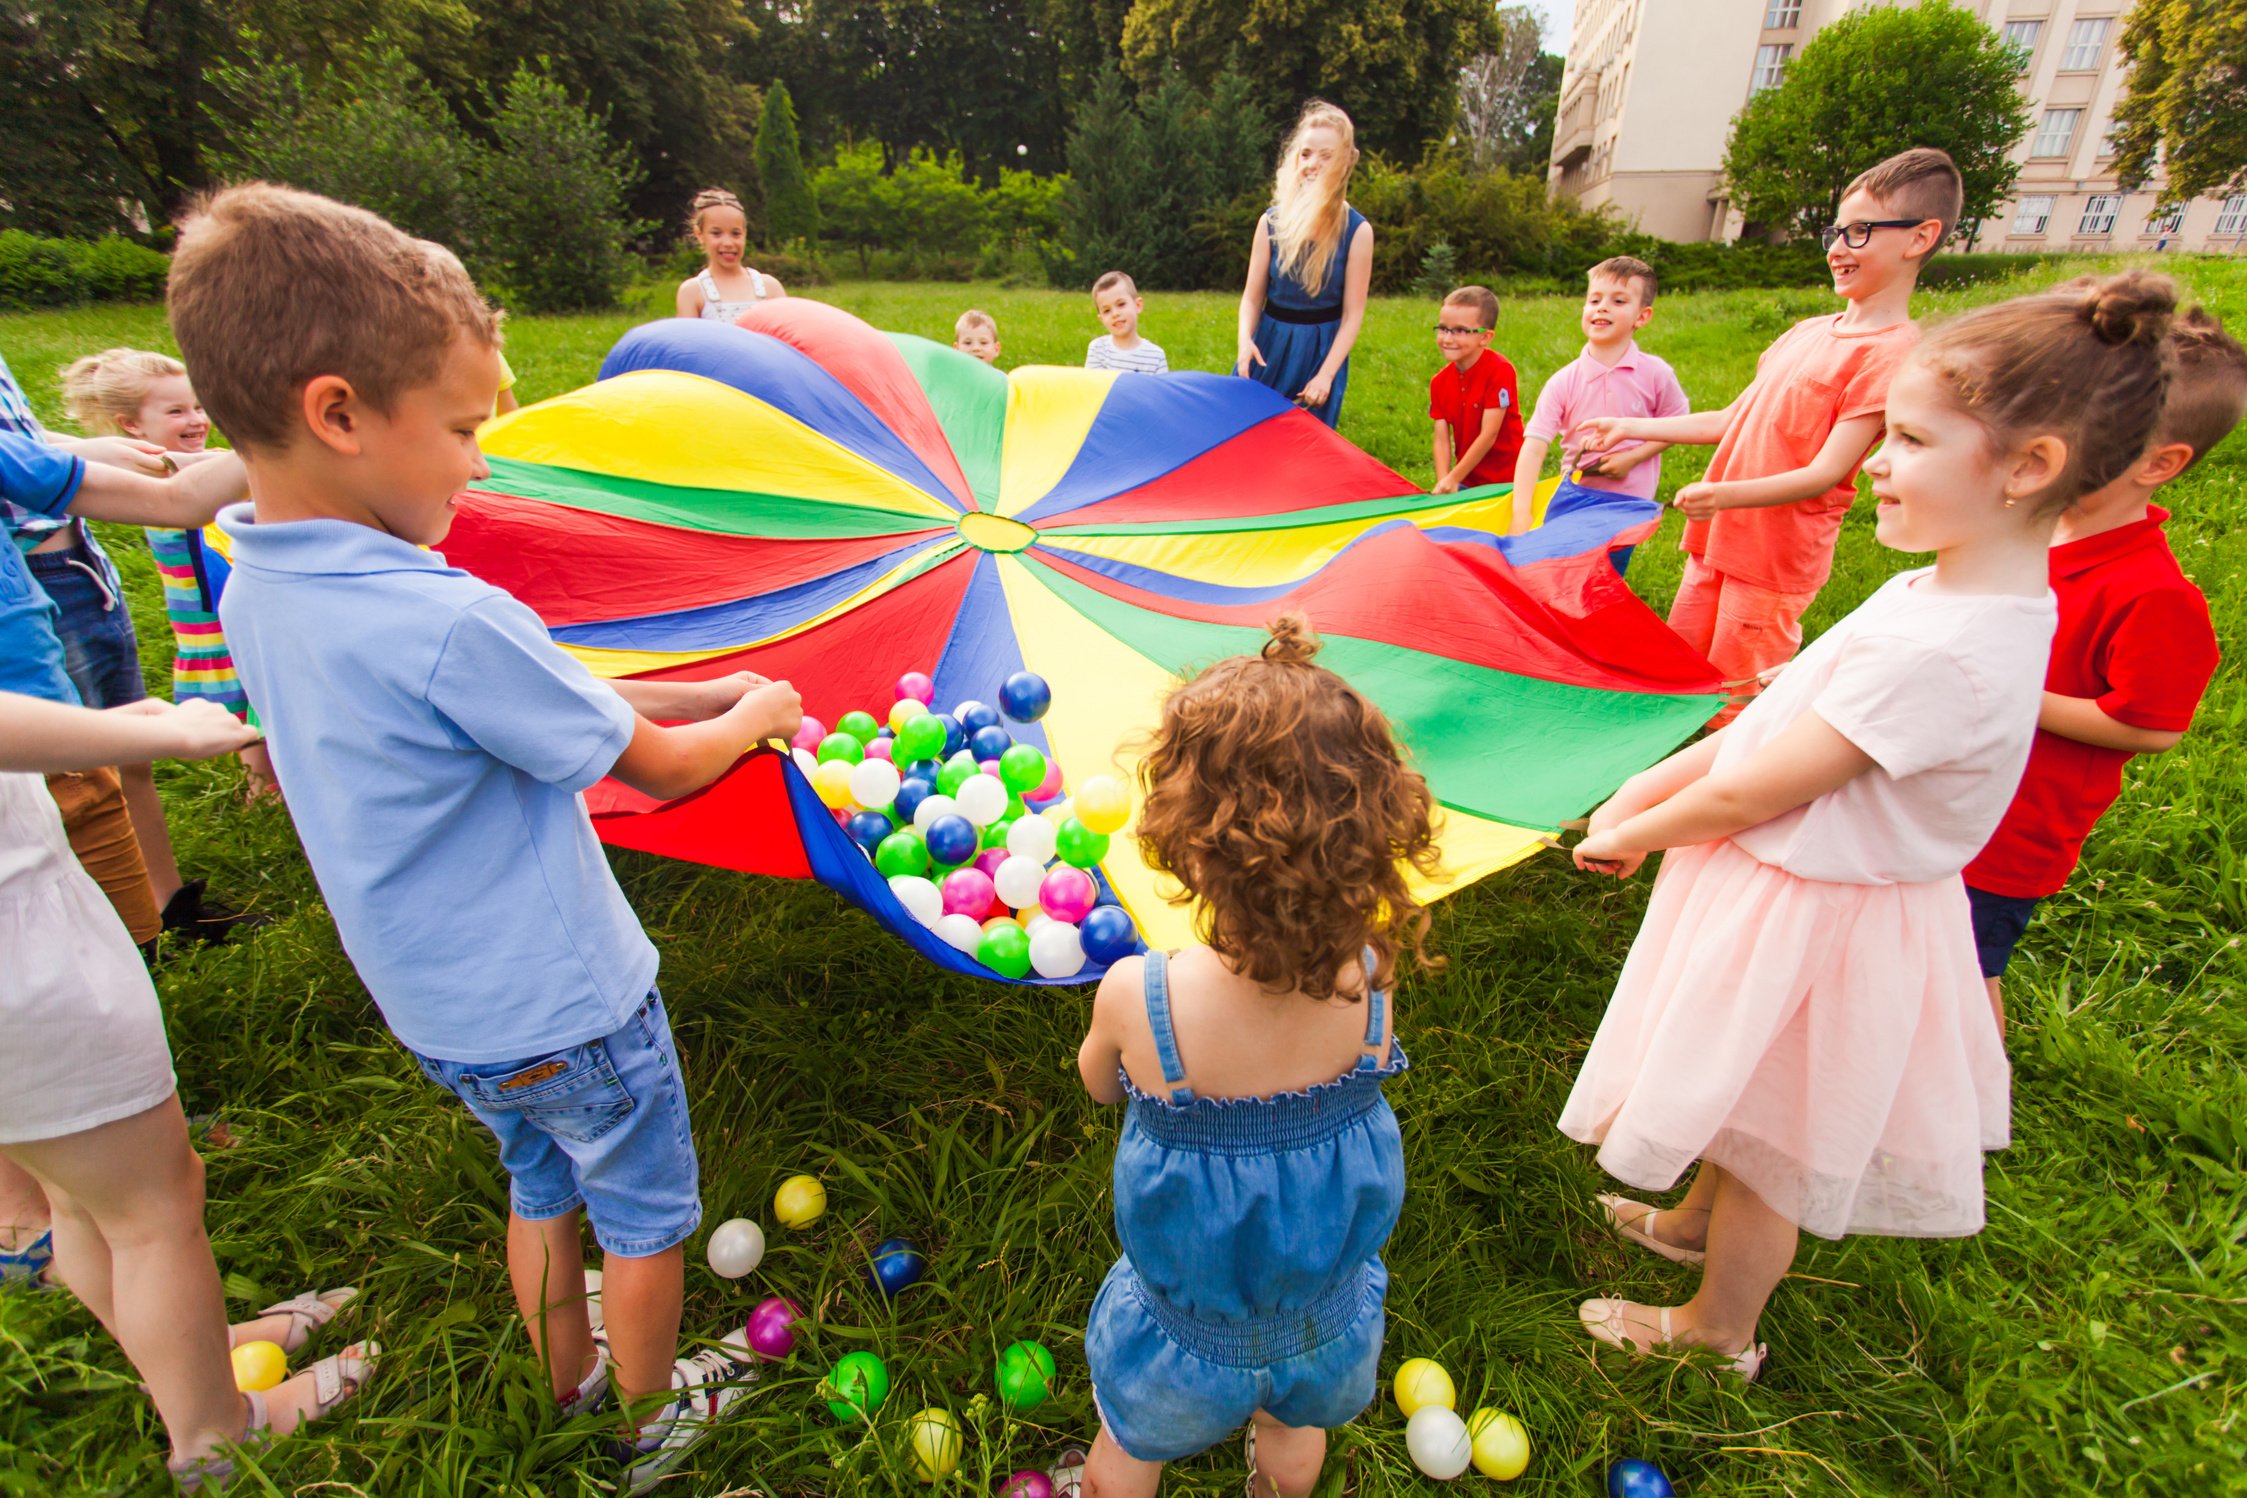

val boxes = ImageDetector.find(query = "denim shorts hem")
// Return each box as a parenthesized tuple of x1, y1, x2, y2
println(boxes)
(509, 1187, 587, 1223)
(592, 1201, 703, 1260)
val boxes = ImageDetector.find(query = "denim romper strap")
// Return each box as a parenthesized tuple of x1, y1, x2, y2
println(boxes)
(1143, 948, 1388, 1105)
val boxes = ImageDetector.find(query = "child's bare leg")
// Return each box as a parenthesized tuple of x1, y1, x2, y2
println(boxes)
(117, 762, 183, 907)
(5, 1100, 244, 1464)
(0, 1156, 52, 1250)
(240, 742, 281, 801)
(1679, 1163, 1797, 1352)
(1986, 976, 2006, 1037)
(1248, 1410, 1327, 1498)
(596, 1244, 684, 1422)
(1084, 1423, 1161, 1498)
(507, 1210, 594, 1401)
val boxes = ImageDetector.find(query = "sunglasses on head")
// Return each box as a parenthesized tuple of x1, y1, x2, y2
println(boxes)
(1819, 219, 1929, 250)
(1433, 323, 1488, 336)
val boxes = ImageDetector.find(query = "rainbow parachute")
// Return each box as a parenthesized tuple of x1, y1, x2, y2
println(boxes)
(435, 301, 1722, 981)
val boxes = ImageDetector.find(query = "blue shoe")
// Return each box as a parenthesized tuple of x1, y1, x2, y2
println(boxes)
(0, 1229, 53, 1291)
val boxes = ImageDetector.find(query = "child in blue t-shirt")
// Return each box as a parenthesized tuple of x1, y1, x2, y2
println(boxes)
(170, 187, 804, 1490)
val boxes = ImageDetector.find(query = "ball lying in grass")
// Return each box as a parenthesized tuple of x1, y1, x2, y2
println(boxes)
(907, 1407, 962, 1482)
(1393, 1357, 1454, 1415)
(774, 1174, 826, 1228)
(1405, 1405, 1473, 1479)
(1468, 1407, 1530, 1479)
(1606, 1458, 1675, 1498)
(705, 1217, 765, 1279)
(231, 1340, 286, 1392)
(995, 1338, 1057, 1410)
(823, 1349, 891, 1422)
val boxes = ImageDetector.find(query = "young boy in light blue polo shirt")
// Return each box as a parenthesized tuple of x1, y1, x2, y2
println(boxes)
(169, 185, 803, 1490)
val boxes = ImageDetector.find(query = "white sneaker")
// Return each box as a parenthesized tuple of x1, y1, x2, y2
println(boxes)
(558, 1338, 610, 1419)
(618, 1347, 758, 1492)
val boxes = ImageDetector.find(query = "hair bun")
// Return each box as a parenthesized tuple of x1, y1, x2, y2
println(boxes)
(2081, 270, 2177, 348)
(1261, 612, 1322, 664)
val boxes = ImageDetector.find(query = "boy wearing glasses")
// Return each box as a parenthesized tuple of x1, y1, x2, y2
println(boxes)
(1429, 285, 1522, 496)
(1575, 147, 1959, 722)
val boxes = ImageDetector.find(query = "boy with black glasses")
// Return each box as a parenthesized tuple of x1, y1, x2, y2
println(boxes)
(1428, 284, 1522, 496)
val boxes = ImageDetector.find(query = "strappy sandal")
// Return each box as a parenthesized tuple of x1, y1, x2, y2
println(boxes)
(0, 1228, 54, 1290)
(1579, 1298, 1764, 1381)
(236, 1287, 357, 1354)
(1596, 1194, 1706, 1266)
(168, 1343, 377, 1490)
(1242, 1425, 1261, 1498)
(1047, 1444, 1087, 1496)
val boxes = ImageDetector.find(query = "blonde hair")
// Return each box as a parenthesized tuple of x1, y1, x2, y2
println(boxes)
(1588, 255, 1658, 304)
(1270, 101, 1358, 300)
(168, 183, 499, 454)
(61, 348, 187, 437)
(955, 308, 997, 338)
(1091, 270, 1138, 299)
(688, 187, 746, 236)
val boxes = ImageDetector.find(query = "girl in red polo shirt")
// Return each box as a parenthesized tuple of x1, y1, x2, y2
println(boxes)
(1557, 272, 2179, 1377)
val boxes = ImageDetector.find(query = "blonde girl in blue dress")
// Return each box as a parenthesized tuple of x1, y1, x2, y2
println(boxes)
(1234, 102, 1376, 428)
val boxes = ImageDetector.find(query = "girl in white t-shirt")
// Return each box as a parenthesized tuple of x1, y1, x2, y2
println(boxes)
(673, 188, 787, 323)
(1558, 272, 2180, 1377)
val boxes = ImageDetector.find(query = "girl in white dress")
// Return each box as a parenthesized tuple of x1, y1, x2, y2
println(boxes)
(673, 187, 788, 323)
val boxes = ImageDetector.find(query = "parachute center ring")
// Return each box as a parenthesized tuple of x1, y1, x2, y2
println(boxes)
(956, 511, 1038, 554)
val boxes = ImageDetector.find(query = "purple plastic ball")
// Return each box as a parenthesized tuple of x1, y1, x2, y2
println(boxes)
(973, 847, 1009, 881)
(895, 671, 935, 704)
(1039, 866, 1097, 924)
(744, 1295, 801, 1361)
(998, 1474, 1054, 1498)
(942, 867, 997, 917)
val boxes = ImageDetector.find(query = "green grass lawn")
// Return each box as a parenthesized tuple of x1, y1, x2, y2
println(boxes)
(3, 260, 2244, 1495)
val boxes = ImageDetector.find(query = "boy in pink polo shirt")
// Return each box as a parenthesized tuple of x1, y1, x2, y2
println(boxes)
(1576, 148, 1958, 720)
(1512, 255, 1689, 534)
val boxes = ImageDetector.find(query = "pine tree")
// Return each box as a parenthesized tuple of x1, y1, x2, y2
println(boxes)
(756, 80, 821, 246)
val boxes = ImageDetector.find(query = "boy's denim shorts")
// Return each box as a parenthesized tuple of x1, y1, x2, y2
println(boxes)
(1965, 885, 2043, 979)
(407, 991, 702, 1258)
(29, 540, 146, 710)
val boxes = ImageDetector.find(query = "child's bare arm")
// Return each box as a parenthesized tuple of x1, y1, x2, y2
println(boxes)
(1441, 405, 1508, 489)
(1431, 421, 1455, 492)
(1076, 959, 1139, 1105)
(1577, 402, 1734, 451)
(0, 692, 259, 774)
(64, 451, 248, 529)
(610, 671, 770, 724)
(1582, 439, 1669, 477)
(608, 679, 803, 801)
(675, 277, 704, 319)
(2038, 692, 2186, 754)
(1671, 413, 1883, 521)
(1509, 435, 1549, 532)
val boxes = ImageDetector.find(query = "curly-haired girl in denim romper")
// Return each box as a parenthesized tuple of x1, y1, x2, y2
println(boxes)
(1070, 612, 1440, 1498)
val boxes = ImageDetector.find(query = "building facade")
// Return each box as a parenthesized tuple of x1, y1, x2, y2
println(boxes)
(1547, 0, 2247, 254)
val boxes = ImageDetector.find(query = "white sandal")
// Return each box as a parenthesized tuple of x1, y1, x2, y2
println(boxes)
(1579, 1298, 1765, 1381)
(1047, 1445, 1087, 1496)
(168, 1342, 378, 1489)
(237, 1287, 357, 1354)
(1596, 1194, 1706, 1266)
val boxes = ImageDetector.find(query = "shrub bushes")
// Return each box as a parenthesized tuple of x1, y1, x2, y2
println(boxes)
(0, 232, 169, 311)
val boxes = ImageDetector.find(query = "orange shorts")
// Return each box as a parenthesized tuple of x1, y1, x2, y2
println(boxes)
(1668, 556, 1819, 728)
(45, 769, 160, 945)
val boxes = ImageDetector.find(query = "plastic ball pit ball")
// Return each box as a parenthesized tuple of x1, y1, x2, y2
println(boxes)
(998, 670, 1052, 723)
(978, 921, 1032, 978)
(744, 1295, 801, 1360)
(956, 700, 1002, 735)
(1073, 774, 1131, 835)
(1393, 1358, 1455, 1416)
(998, 743, 1047, 795)
(1029, 920, 1086, 979)
(790, 717, 826, 753)
(1606, 1459, 1675, 1498)
(868, 1236, 927, 1297)
(705, 1217, 765, 1279)
(895, 671, 935, 704)
(231, 1340, 286, 1392)
(816, 731, 866, 766)
(998, 1474, 1054, 1498)
(994, 1339, 1057, 1411)
(875, 830, 932, 879)
(934, 913, 983, 952)
(907, 1407, 962, 1483)
(1054, 817, 1109, 869)
(824, 1350, 891, 1422)
(887, 696, 927, 734)
(835, 710, 881, 743)
(1405, 1405, 1473, 1480)
(1079, 904, 1140, 963)
(1038, 866, 1098, 924)
(1007, 814, 1059, 865)
(896, 712, 948, 763)
(1467, 1408, 1531, 1479)
(890, 875, 943, 927)
(942, 867, 998, 918)
(848, 757, 902, 811)
(774, 1174, 826, 1228)
(846, 810, 894, 854)
(955, 773, 1009, 827)
(969, 724, 1013, 762)
(812, 759, 856, 809)
(926, 815, 981, 868)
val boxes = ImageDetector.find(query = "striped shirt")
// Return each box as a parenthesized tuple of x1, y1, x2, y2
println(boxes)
(1086, 335, 1169, 375)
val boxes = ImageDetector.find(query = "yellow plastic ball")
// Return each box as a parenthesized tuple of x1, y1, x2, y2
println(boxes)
(774, 1174, 827, 1228)
(906, 1406, 961, 1482)
(888, 697, 928, 733)
(982, 915, 1016, 934)
(812, 758, 857, 810)
(1393, 1357, 1455, 1417)
(1074, 775, 1131, 836)
(1468, 1407, 1531, 1480)
(231, 1339, 287, 1393)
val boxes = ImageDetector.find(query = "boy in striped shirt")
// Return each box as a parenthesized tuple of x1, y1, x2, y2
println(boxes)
(1086, 271, 1169, 374)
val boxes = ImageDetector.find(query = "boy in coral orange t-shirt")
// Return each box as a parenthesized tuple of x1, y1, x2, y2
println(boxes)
(1576, 149, 1959, 721)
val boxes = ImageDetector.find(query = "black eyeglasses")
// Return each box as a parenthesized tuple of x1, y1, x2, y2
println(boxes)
(1433, 324, 1488, 336)
(1819, 219, 1930, 249)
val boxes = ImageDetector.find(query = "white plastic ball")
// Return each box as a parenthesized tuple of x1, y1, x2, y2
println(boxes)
(1028, 921, 1086, 979)
(848, 758, 902, 811)
(912, 793, 960, 833)
(791, 746, 820, 778)
(993, 855, 1048, 910)
(1006, 813, 1059, 865)
(889, 875, 944, 927)
(1406, 1406, 1473, 1481)
(705, 1217, 765, 1279)
(954, 773, 1009, 828)
(933, 913, 983, 953)
(1021, 910, 1052, 936)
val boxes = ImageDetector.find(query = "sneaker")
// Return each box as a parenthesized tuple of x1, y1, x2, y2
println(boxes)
(616, 1347, 758, 1493)
(559, 1340, 611, 1420)
(0, 1229, 53, 1291)
(160, 878, 273, 947)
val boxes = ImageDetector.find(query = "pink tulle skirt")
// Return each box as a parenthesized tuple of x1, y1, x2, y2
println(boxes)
(1558, 838, 2010, 1240)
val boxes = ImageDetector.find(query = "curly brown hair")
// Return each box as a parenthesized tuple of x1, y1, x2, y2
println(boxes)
(1134, 614, 1444, 1003)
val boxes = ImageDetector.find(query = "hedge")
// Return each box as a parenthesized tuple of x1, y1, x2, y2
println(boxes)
(0, 232, 170, 310)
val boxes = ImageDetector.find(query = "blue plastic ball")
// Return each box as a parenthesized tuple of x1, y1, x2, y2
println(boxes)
(867, 1237, 925, 1297)
(924, 814, 980, 867)
(845, 810, 894, 853)
(969, 724, 1013, 761)
(893, 776, 936, 825)
(997, 671, 1052, 723)
(931, 713, 966, 757)
(956, 700, 1003, 735)
(1079, 904, 1140, 965)
(1606, 1459, 1674, 1498)
(904, 757, 944, 784)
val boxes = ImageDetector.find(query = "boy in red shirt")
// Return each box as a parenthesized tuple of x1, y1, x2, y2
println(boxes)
(1428, 285, 1523, 495)
(1965, 304, 2245, 1028)
(1577, 148, 1958, 722)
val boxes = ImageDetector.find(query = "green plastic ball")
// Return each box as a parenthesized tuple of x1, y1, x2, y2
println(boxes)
(874, 829, 931, 878)
(835, 710, 881, 743)
(997, 744, 1048, 795)
(937, 750, 980, 796)
(981, 815, 1017, 851)
(994, 1339, 1056, 1411)
(1055, 816, 1110, 869)
(816, 732, 866, 766)
(977, 922, 1032, 978)
(824, 1350, 891, 1423)
(896, 713, 947, 763)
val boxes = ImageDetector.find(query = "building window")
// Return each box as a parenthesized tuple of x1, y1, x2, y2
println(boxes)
(1764, 0, 1801, 26)
(2146, 205, 2185, 236)
(2098, 120, 2119, 157)
(2001, 19, 2042, 70)
(2078, 195, 2120, 235)
(1752, 43, 1792, 92)
(2217, 195, 2247, 236)
(2012, 195, 2054, 235)
(2062, 17, 2111, 71)
(2031, 108, 2081, 158)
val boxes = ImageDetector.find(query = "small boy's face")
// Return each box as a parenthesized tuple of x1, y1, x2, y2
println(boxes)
(1094, 287, 1142, 340)
(129, 373, 210, 453)
(345, 334, 502, 547)
(1436, 303, 1493, 366)
(955, 329, 1000, 363)
(1827, 188, 1935, 300)
(1581, 276, 1652, 345)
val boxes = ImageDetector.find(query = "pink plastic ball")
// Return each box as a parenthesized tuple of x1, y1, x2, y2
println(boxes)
(1032, 761, 1064, 801)
(866, 737, 895, 762)
(791, 717, 827, 753)
(895, 671, 935, 704)
(974, 847, 1009, 881)
(1038, 866, 1097, 924)
(998, 1474, 1054, 1498)
(980, 759, 1003, 776)
(744, 1295, 800, 1360)
(942, 867, 997, 917)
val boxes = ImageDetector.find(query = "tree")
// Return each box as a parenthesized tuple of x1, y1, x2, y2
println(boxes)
(1061, 64, 1155, 284)
(757, 81, 821, 244)
(2112, 0, 2247, 207)
(1452, 6, 1546, 173)
(1721, 1, 2030, 242)
(477, 66, 646, 311)
(1117, 0, 1498, 161)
